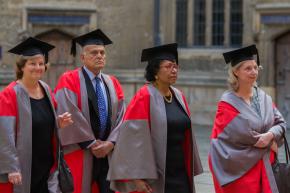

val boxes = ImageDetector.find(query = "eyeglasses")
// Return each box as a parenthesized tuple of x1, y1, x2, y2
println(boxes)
(160, 63, 179, 71)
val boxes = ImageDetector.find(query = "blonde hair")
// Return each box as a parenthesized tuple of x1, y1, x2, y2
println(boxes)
(227, 61, 262, 91)
(227, 63, 241, 91)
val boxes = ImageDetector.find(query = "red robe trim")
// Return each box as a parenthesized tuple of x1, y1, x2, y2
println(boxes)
(54, 68, 125, 193)
(209, 101, 276, 193)
(0, 82, 17, 193)
(0, 81, 59, 193)
(123, 86, 193, 180)
(55, 68, 95, 193)
(109, 84, 202, 193)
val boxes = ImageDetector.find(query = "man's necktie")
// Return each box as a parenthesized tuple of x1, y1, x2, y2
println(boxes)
(95, 77, 108, 137)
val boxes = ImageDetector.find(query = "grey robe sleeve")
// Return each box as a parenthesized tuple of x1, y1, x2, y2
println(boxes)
(269, 106, 287, 146)
(0, 116, 21, 181)
(55, 88, 95, 146)
(107, 120, 158, 192)
(107, 99, 125, 143)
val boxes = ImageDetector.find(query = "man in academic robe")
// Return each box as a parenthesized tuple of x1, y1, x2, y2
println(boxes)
(54, 29, 125, 193)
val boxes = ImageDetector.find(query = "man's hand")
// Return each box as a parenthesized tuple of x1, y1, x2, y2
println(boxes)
(133, 179, 152, 193)
(90, 140, 114, 158)
(254, 131, 274, 148)
(8, 172, 22, 185)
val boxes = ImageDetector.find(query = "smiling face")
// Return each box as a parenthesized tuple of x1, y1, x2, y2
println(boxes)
(155, 59, 179, 86)
(234, 60, 259, 87)
(20, 54, 46, 81)
(81, 44, 106, 75)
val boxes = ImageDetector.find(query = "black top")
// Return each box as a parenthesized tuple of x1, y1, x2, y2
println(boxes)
(30, 94, 55, 193)
(164, 95, 191, 193)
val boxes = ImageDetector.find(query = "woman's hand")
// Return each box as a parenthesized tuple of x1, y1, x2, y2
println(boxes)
(271, 141, 278, 153)
(57, 112, 73, 129)
(8, 172, 22, 185)
(254, 131, 274, 148)
(133, 179, 152, 193)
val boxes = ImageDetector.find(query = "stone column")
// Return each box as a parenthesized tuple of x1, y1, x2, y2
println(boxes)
(224, 0, 230, 47)
(22, 8, 27, 31)
(187, 0, 193, 46)
(205, 0, 212, 46)
(160, 0, 175, 43)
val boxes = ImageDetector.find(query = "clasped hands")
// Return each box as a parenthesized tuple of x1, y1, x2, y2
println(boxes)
(252, 131, 277, 152)
(133, 179, 153, 193)
(90, 140, 114, 158)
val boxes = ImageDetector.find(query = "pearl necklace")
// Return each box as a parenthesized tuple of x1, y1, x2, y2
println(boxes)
(164, 91, 172, 103)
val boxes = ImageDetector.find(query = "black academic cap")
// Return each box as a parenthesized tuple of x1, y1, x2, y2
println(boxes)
(223, 44, 260, 67)
(8, 37, 55, 63)
(141, 43, 178, 64)
(70, 29, 113, 56)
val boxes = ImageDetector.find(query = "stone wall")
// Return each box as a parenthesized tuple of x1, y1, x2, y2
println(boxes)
(1, 0, 288, 126)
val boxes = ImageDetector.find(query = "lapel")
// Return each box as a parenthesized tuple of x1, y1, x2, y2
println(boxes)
(100, 74, 112, 138)
(221, 89, 274, 133)
(101, 75, 112, 114)
(81, 67, 100, 117)
(223, 90, 262, 120)
(170, 86, 190, 117)
(81, 68, 112, 139)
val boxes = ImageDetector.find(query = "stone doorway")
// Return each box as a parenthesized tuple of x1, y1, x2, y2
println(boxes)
(275, 32, 290, 128)
(36, 30, 76, 88)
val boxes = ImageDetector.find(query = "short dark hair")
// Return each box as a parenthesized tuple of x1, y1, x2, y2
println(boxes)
(15, 57, 28, 80)
(144, 59, 162, 82)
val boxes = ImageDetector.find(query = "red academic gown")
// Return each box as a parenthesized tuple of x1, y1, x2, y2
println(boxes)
(54, 68, 125, 193)
(108, 84, 203, 193)
(0, 81, 58, 193)
(209, 101, 277, 193)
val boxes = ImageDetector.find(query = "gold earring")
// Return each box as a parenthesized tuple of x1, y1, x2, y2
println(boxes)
(155, 76, 158, 80)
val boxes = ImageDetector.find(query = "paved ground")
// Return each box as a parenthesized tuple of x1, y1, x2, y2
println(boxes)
(194, 125, 215, 193)
(193, 125, 290, 193)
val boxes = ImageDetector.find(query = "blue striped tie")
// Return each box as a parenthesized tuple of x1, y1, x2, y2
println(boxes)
(95, 77, 107, 137)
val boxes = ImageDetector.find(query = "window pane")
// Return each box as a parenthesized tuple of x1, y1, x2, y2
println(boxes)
(176, 0, 188, 47)
(212, 0, 224, 46)
(193, 0, 206, 45)
(230, 0, 243, 46)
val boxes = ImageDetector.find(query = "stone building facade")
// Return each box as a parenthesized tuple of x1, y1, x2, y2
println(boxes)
(0, 0, 289, 126)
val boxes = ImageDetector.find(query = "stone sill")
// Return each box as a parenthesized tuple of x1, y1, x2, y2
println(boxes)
(24, 3, 96, 12)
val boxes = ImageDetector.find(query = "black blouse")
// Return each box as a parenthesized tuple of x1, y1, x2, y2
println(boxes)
(30, 94, 55, 193)
(164, 95, 191, 193)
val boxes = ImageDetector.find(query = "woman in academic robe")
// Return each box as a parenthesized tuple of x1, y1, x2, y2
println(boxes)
(0, 37, 72, 193)
(108, 43, 203, 193)
(208, 45, 287, 193)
